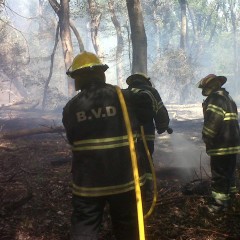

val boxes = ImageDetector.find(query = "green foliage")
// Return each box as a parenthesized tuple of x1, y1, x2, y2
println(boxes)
(149, 49, 200, 103)
(0, 21, 28, 74)
(70, 0, 88, 19)
(0, 4, 66, 110)
(1, 0, 240, 105)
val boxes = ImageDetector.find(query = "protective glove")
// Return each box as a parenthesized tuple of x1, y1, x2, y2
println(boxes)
(157, 128, 166, 134)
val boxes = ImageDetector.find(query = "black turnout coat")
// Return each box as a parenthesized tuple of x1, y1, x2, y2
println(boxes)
(62, 81, 153, 197)
(202, 88, 240, 156)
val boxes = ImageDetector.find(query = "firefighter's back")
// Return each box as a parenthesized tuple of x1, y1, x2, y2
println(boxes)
(63, 82, 147, 197)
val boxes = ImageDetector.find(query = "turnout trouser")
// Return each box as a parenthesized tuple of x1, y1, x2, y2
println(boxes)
(71, 191, 139, 240)
(210, 154, 237, 205)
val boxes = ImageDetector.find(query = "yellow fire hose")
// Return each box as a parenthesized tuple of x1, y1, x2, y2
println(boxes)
(115, 86, 159, 239)
(115, 86, 146, 240)
(140, 126, 158, 219)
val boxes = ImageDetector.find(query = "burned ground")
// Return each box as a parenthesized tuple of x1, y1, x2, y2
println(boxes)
(0, 109, 240, 240)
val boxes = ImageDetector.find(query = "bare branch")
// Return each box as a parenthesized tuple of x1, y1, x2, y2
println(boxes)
(42, 23, 60, 110)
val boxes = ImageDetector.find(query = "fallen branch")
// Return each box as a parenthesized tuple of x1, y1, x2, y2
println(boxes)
(173, 225, 235, 239)
(0, 100, 39, 111)
(2, 126, 65, 139)
(155, 195, 207, 206)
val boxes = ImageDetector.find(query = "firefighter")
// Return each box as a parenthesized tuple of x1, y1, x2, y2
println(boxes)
(197, 74, 240, 213)
(126, 73, 170, 156)
(62, 51, 153, 240)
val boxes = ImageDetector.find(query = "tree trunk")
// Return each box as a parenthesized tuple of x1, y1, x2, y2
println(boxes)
(230, 2, 239, 94)
(108, 0, 124, 87)
(48, 0, 85, 53)
(179, 0, 187, 50)
(70, 19, 85, 52)
(152, 0, 161, 58)
(87, 0, 103, 59)
(126, 0, 147, 74)
(42, 24, 60, 110)
(124, 22, 132, 71)
(58, 0, 74, 98)
(2, 126, 65, 139)
(48, 0, 76, 98)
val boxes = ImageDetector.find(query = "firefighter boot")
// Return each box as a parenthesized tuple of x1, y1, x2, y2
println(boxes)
(207, 198, 230, 214)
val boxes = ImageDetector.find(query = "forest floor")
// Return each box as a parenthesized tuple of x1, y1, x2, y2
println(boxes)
(0, 107, 240, 240)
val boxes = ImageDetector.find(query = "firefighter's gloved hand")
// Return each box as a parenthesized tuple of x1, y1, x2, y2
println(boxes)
(157, 128, 166, 134)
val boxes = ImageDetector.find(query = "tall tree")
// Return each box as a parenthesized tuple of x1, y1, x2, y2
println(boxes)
(49, 0, 75, 98)
(228, 0, 239, 93)
(88, 0, 103, 58)
(0, 14, 30, 103)
(58, 0, 74, 97)
(179, 0, 187, 50)
(42, 24, 60, 109)
(126, 0, 147, 74)
(108, 0, 124, 87)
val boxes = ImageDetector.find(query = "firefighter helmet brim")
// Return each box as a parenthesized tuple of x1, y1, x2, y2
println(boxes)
(126, 72, 151, 85)
(66, 51, 109, 78)
(197, 74, 227, 89)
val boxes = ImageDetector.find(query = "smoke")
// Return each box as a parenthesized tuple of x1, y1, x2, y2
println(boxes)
(5, 0, 38, 31)
(153, 132, 210, 180)
(167, 133, 207, 169)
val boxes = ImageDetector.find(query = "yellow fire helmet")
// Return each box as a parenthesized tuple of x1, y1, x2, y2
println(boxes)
(197, 74, 227, 89)
(66, 51, 109, 78)
(126, 72, 151, 86)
